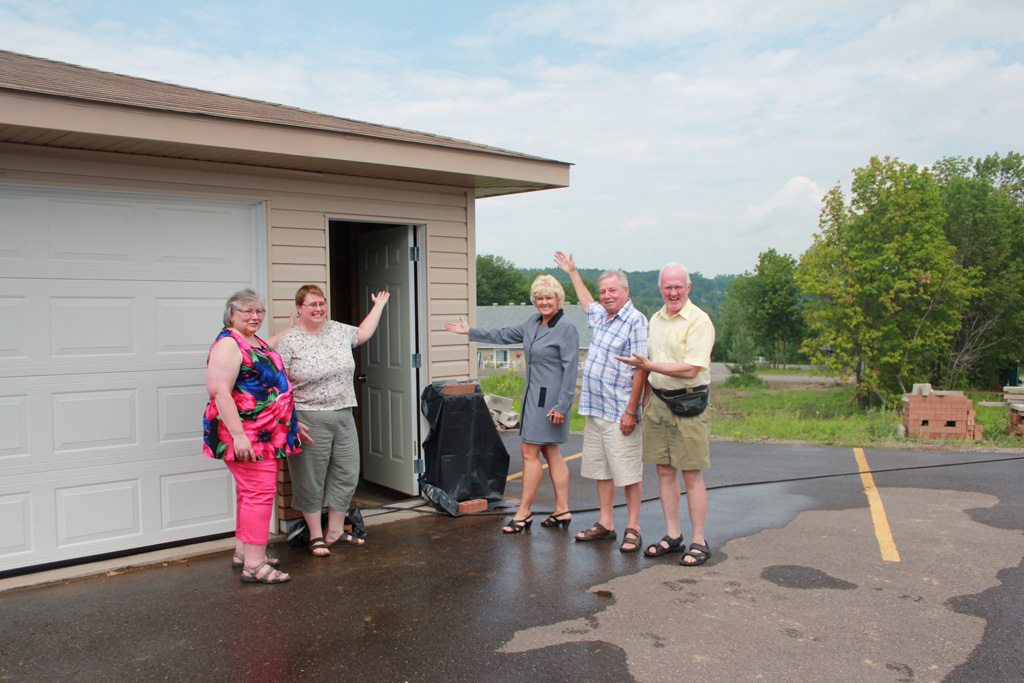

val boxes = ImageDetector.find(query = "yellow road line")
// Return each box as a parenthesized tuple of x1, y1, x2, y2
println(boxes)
(506, 451, 583, 481)
(854, 447, 901, 562)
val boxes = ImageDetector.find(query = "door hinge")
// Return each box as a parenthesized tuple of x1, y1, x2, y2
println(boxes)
(409, 246, 420, 262)
(413, 459, 425, 474)
(411, 353, 422, 368)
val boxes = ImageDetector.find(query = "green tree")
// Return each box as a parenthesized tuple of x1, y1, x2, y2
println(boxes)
(719, 274, 756, 363)
(797, 157, 975, 407)
(476, 255, 528, 305)
(933, 152, 1024, 388)
(719, 250, 804, 366)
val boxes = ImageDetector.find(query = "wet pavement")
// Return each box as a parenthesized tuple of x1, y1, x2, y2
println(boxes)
(2, 434, 1023, 682)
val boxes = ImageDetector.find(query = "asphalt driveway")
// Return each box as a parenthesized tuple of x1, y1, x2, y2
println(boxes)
(1, 436, 1022, 682)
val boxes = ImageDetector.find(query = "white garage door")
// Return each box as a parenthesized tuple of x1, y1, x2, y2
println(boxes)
(0, 185, 266, 572)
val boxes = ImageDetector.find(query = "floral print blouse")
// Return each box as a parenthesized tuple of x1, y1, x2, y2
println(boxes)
(203, 328, 301, 461)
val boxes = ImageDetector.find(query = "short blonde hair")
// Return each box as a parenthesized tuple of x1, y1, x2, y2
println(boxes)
(530, 274, 565, 310)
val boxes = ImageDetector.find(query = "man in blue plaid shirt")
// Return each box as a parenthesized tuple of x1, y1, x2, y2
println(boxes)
(555, 251, 648, 553)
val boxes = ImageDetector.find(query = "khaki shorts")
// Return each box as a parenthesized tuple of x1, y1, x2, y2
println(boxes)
(641, 393, 711, 471)
(581, 416, 643, 486)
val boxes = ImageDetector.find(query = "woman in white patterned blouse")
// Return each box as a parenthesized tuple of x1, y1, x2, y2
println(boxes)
(275, 284, 389, 557)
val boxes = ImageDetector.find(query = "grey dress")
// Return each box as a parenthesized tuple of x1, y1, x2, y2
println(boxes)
(470, 310, 580, 444)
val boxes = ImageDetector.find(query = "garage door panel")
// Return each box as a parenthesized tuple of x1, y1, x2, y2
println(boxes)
(161, 469, 235, 531)
(0, 192, 31, 262)
(2, 282, 258, 377)
(48, 197, 139, 265)
(155, 297, 228, 355)
(0, 394, 30, 459)
(51, 296, 136, 358)
(52, 388, 138, 453)
(158, 384, 209, 444)
(0, 295, 28, 359)
(1, 458, 236, 569)
(3, 372, 212, 475)
(154, 205, 254, 273)
(56, 478, 142, 547)
(0, 492, 32, 557)
(1, 186, 261, 282)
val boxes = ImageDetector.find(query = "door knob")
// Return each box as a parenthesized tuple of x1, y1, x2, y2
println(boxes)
(357, 374, 367, 382)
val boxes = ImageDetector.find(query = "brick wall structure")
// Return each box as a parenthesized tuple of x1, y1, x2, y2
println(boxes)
(1009, 403, 1024, 438)
(902, 384, 983, 441)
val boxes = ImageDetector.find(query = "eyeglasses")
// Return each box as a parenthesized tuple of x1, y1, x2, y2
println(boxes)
(302, 301, 327, 309)
(661, 285, 689, 292)
(236, 308, 266, 318)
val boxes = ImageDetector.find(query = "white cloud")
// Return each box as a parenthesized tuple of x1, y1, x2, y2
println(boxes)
(1, 0, 1021, 275)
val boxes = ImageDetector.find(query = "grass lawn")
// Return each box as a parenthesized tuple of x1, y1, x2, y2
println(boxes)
(712, 384, 1024, 449)
(754, 366, 829, 376)
(481, 370, 1024, 449)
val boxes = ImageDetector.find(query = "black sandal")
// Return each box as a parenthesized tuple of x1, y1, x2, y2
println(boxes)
(502, 517, 533, 534)
(540, 512, 572, 528)
(643, 534, 684, 557)
(680, 541, 711, 566)
(327, 531, 364, 548)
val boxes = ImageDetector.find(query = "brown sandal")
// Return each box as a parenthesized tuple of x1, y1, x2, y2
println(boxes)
(619, 528, 642, 553)
(575, 523, 616, 542)
(308, 537, 330, 557)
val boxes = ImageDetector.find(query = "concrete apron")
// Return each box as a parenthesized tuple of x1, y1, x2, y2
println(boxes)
(0, 498, 433, 594)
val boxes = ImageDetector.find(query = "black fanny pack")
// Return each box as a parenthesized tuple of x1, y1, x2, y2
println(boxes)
(652, 385, 709, 418)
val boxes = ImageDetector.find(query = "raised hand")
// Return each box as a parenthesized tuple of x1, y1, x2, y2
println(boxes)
(554, 251, 576, 274)
(445, 316, 470, 335)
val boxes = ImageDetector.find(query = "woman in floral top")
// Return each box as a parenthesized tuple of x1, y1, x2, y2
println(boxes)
(275, 284, 389, 558)
(204, 288, 301, 584)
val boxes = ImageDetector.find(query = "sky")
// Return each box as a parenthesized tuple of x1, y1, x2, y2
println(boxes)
(1, 0, 1022, 277)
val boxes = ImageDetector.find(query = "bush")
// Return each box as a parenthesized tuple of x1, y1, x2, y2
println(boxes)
(724, 373, 765, 389)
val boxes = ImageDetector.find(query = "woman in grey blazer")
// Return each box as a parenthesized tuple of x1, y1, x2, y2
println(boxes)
(447, 274, 580, 533)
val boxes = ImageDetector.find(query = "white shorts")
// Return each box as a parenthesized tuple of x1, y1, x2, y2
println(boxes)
(581, 416, 643, 486)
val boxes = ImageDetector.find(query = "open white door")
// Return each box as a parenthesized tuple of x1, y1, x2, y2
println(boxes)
(357, 226, 420, 495)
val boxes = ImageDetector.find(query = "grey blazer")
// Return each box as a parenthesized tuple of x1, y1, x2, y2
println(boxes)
(470, 310, 580, 444)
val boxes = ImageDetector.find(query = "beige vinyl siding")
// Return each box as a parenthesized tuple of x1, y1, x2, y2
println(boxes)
(425, 191, 475, 381)
(0, 144, 473, 384)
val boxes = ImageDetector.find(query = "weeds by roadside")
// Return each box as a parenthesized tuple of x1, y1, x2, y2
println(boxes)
(481, 370, 1023, 449)
(712, 384, 1024, 449)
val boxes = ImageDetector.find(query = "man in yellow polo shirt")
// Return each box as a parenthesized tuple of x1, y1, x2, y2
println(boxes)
(616, 263, 715, 566)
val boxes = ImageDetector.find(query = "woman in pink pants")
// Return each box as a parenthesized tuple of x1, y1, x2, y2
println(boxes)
(204, 289, 302, 584)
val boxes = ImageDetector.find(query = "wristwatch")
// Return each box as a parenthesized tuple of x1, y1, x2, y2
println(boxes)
(624, 409, 637, 417)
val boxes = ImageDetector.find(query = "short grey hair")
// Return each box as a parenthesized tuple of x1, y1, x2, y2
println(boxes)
(223, 288, 266, 328)
(598, 270, 629, 289)
(659, 263, 690, 287)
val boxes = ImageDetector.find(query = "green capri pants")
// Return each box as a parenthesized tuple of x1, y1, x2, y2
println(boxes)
(291, 408, 360, 513)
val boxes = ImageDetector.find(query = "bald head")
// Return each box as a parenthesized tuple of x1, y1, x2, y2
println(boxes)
(658, 262, 692, 315)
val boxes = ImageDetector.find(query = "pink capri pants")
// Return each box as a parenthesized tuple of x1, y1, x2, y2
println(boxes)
(224, 457, 280, 545)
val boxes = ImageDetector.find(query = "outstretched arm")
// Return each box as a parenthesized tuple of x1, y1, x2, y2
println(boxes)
(554, 251, 595, 309)
(266, 311, 297, 348)
(357, 290, 390, 345)
(615, 353, 702, 380)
